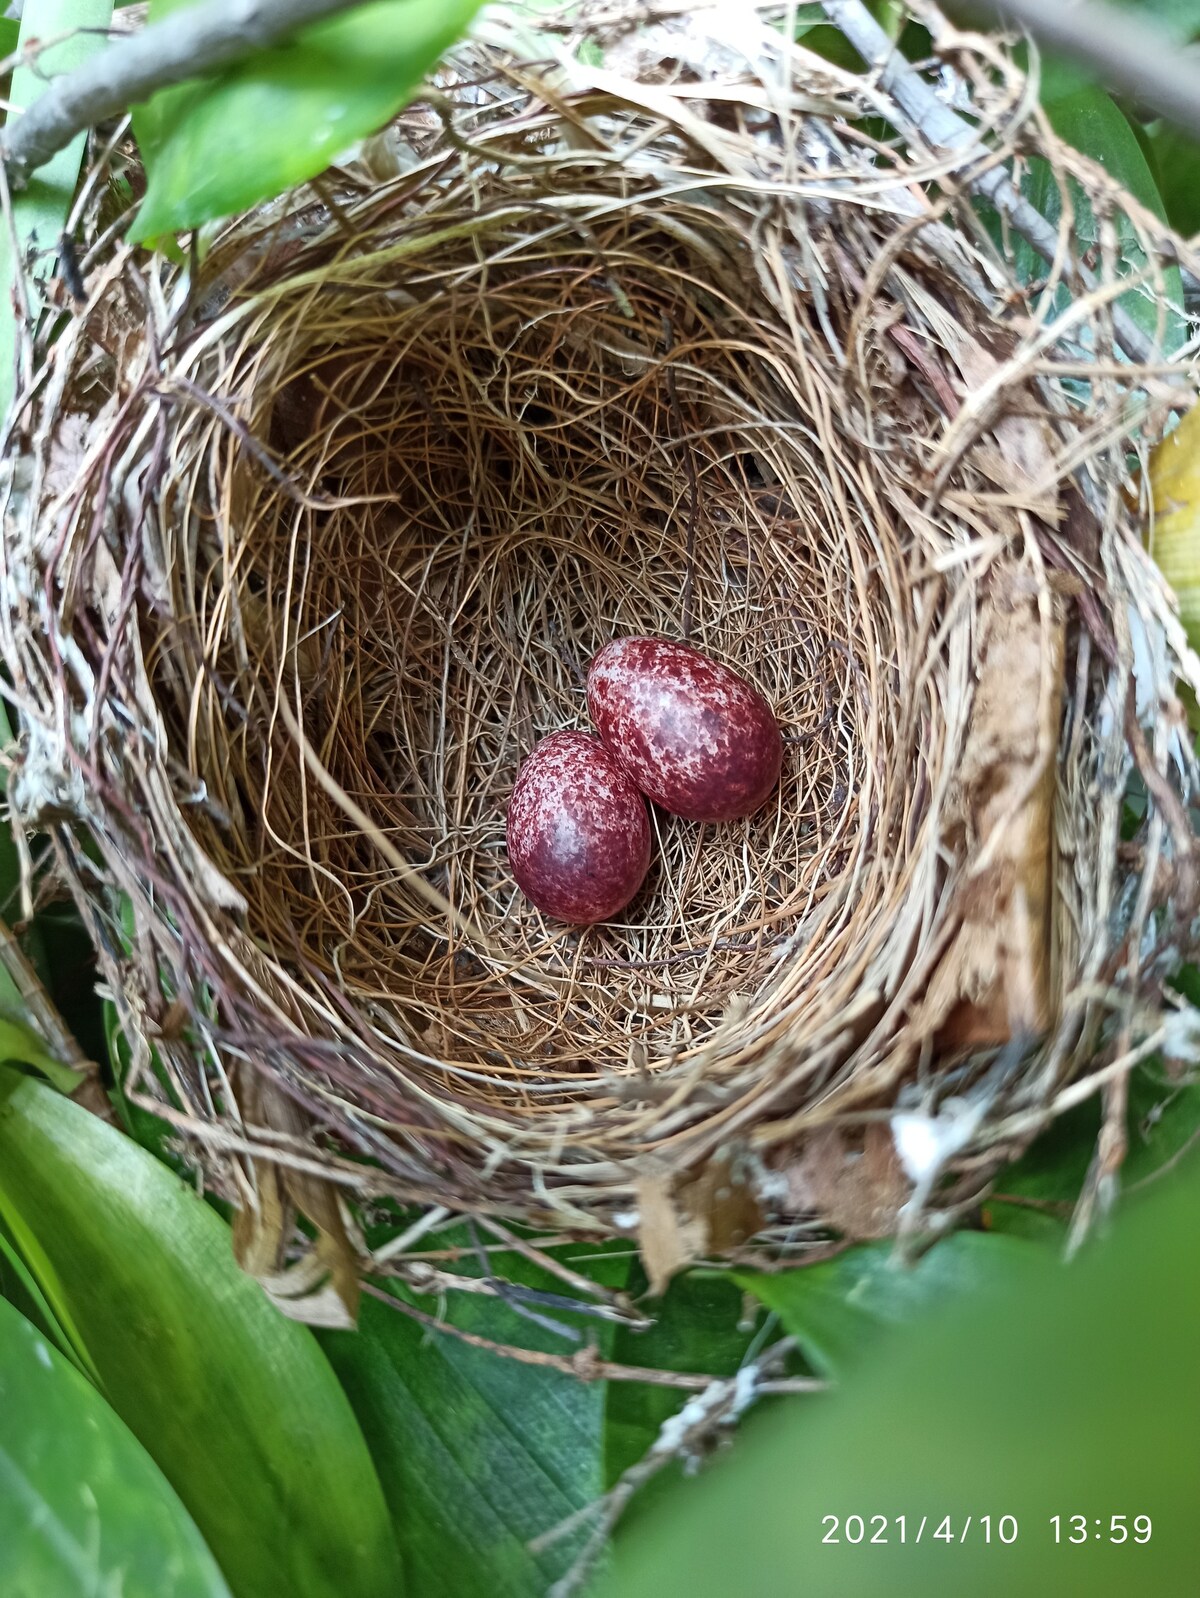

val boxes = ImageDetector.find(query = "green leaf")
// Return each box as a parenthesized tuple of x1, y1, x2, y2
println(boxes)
(1148, 122, 1200, 238)
(0, 1, 116, 419)
(323, 1231, 631, 1598)
(0, 1012, 84, 1094)
(983, 1059, 1200, 1239)
(1009, 86, 1185, 355)
(0, 1226, 91, 1376)
(736, 1232, 1030, 1377)
(605, 1270, 757, 1487)
(0, 1067, 403, 1598)
(0, 1294, 232, 1598)
(130, 0, 483, 241)
(597, 1166, 1200, 1598)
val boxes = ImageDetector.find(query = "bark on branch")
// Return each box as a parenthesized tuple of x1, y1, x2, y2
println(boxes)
(822, 0, 1157, 364)
(0, 0, 362, 186)
(966, 0, 1200, 143)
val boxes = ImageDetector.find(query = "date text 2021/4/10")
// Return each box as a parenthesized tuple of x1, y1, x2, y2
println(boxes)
(820, 1515, 1153, 1545)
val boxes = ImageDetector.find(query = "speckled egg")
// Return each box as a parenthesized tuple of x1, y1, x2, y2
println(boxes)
(587, 636, 782, 823)
(506, 732, 652, 924)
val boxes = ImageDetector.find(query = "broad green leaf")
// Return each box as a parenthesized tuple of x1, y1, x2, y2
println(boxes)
(0, 1, 116, 419)
(0, 1295, 232, 1598)
(130, 0, 483, 241)
(0, 1013, 84, 1094)
(1149, 123, 1200, 238)
(983, 1057, 1200, 1239)
(0, 1067, 403, 1598)
(323, 1230, 631, 1598)
(736, 1232, 1030, 1377)
(0, 1226, 91, 1377)
(1009, 86, 1185, 355)
(599, 1165, 1200, 1598)
(606, 1270, 757, 1487)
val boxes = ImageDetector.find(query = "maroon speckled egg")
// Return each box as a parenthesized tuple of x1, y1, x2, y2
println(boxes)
(587, 636, 782, 823)
(506, 731, 652, 924)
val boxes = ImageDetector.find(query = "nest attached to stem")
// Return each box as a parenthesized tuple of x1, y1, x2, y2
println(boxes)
(4, 4, 1200, 1308)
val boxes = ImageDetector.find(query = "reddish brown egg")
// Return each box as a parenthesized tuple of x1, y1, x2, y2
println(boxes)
(506, 731, 652, 924)
(587, 636, 782, 823)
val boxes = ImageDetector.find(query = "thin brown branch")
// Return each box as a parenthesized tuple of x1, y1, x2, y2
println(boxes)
(964, 0, 1200, 143)
(531, 1334, 815, 1597)
(822, 0, 1157, 363)
(360, 1282, 829, 1394)
(0, 0, 365, 186)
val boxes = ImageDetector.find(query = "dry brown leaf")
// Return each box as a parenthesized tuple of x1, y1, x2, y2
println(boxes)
(944, 326, 1062, 501)
(42, 413, 94, 504)
(675, 1152, 763, 1255)
(634, 1172, 703, 1296)
(231, 1070, 360, 1327)
(781, 1124, 909, 1239)
(925, 573, 1066, 1045)
(635, 1154, 763, 1292)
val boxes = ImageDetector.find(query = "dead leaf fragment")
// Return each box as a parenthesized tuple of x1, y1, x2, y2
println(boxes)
(781, 1124, 909, 1239)
(231, 1070, 360, 1328)
(1147, 401, 1200, 650)
(635, 1153, 763, 1293)
(635, 1173, 704, 1297)
(925, 572, 1066, 1045)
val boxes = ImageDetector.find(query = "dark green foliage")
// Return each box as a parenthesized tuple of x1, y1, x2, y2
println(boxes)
(600, 1164, 1200, 1598)
(0, 1295, 232, 1598)
(131, 0, 485, 239)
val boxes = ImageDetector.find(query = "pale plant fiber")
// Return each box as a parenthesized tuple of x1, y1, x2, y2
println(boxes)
(3, 4, 1199, 1310)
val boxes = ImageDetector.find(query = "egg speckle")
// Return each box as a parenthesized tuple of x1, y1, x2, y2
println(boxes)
(587, 636, 782, 822)
(506, 731, 652, 923)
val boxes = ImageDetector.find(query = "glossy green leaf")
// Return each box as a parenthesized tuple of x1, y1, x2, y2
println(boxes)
(599, 1166, 1200, 1598)
(0, 1067, 403, 1598)
(1009, 85, 1185, 355)
(0, 1295, 232, 1598)
(324, 1230, 632, 1598)
(0, 0, 116, 419)
(0, 1013, 84, 1094)
(1148, 122, 1200, 238)
(982, 1059, 1200, 1244)
(736, 1232, 1030, 1378)
(130, 0, 483, 241)
(606, 1270, 757, 1487)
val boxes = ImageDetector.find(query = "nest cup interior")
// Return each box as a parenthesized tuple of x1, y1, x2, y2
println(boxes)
(173, 212, 912, 1114)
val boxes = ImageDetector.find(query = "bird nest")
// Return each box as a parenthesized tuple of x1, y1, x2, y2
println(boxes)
(4, 5, 1200, 1307)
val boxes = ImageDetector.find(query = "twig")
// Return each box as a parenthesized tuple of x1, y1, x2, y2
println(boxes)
(0, 0, 366, 186)
(477, 1214, 646, 1316)
(384, 1256, 650, 1328)
(463, 1216, 584, 1341)
(965, 0, 1200, 144)
(530, 1335, 822, 1597)
(821, 0, 1156, 364)
(358, 1282, 825, 1394)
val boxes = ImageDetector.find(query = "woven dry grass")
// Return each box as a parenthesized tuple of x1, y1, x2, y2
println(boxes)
(4, 4, 1200, 1302)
